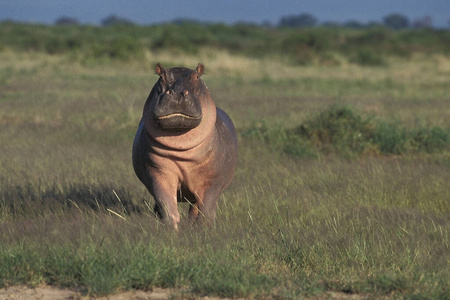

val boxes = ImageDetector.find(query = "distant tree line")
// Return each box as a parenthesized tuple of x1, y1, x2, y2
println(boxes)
(55, 14, 134, 26)
(278, 13, 435, 29)
(54, 13, 447, 30)
(3, 19, 449, 64)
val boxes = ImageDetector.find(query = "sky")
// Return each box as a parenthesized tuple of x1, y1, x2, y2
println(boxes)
(1, 0, 449, 28)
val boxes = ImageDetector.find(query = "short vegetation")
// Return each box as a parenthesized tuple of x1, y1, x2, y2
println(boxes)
(0, 22, 449, 299)
(1, 21, 450, 65)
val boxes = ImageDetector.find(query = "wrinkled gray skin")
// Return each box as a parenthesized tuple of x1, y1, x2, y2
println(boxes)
(132, 63, 238, 230)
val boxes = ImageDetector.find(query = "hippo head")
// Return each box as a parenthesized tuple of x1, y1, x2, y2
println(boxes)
(151, 63, 206, 130)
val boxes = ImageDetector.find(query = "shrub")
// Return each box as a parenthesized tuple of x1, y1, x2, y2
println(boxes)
(373, 121, 409, 154)
(241, 120, 316, 158)
(151, 25, 199, 54)
(351, 27, 392, 46)
(89, 36, 143, 60)
(412, 126, 450, 153)
(109, 36, 143, 59)
(241, 105, 450, 158)
(351, 49, 387, 66)
(296, 105, 376, 156)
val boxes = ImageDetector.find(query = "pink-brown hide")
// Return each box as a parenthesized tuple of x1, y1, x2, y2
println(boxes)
(132, 63, 238, 229)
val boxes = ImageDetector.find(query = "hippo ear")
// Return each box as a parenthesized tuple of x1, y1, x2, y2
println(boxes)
(155, 63, 164, 75)
(155, 63, 168, 83)
(196, 63, 205, 77)
(155, 63, 164, 76)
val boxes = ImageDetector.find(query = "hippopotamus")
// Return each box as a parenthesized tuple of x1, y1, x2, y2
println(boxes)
(132, 63, 238, 230)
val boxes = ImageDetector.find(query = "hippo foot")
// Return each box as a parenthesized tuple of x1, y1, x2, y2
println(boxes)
(154, 203, 180, 230)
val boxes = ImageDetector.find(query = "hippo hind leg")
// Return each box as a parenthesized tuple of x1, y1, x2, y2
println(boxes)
(188, 203, 199, 221)
(196, 188, 221, 225)
(178, 187, 199, 222)
(153, 202, 163, 219)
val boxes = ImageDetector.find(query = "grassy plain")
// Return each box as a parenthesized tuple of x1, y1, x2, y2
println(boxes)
(0, 43, 449, 299)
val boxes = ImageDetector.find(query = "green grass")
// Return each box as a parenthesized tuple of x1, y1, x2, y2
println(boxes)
(1, 157, 449, 298)
(0, 44, 449, 298)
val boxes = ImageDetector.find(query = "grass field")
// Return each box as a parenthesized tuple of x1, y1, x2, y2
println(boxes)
(1, 32, 450, 299)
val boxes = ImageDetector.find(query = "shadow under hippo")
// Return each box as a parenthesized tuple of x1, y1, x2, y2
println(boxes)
(132, 63, 238, 230)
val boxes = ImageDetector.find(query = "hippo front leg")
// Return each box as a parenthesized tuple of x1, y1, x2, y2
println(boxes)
(149, 175, 180, 230)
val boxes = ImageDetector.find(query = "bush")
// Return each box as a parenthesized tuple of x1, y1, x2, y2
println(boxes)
(351, 49, 387, 66)
(86, 36, 142, 60)
(151, 24, 201, 54)
(296, 105, 376, 156)
(241, 105, 450, 158)
(374, 123, 450, 154)
(241, 120, 317, 158)
(348, 27, 392, 46)
(373, 122, 408, 154)
(282, 30, 332, 65)
(412, 126, 450, 153)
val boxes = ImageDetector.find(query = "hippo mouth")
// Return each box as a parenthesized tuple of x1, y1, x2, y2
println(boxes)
(155, 113, 202, 130)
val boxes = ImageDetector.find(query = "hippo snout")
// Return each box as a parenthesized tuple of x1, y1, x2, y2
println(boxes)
(153, 91, 202, 130)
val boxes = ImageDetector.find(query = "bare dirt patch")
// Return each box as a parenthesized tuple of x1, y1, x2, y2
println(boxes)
(0, 285, 367, 300)
(0, 285, 172, 300)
